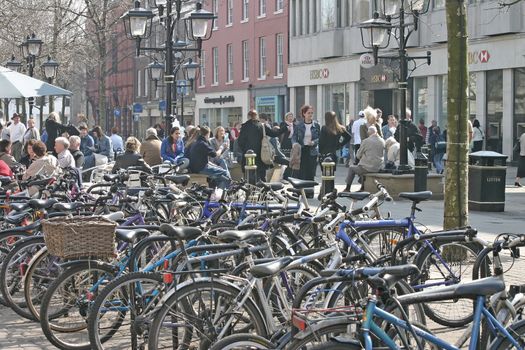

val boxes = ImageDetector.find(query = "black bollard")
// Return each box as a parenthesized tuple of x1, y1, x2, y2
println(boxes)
(320, 157, 336, 199)
(244, 150, 257, 185)
(414, 152, 428, 192)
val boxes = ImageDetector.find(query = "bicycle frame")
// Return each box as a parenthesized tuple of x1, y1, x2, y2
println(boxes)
(360, 295, 523, 350)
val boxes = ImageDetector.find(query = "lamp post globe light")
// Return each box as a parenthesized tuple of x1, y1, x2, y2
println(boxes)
(122, 0, 215, 133)
(358, 0, 431, 172)
(5, 55, 22, 72)
(42, 56, 60, 82)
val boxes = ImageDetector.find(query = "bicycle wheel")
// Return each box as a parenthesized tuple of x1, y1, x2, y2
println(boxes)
(286, 319, 359, 350)
(489, 319, 525, 349)
(210, 333, 275, 350)
(147, 278, 267, 349)
(0, 236, 45, 320)
(355, 227, 407, 261)
(87, 271, 165, 350)
(24, 247, 63, 321)
(413, 241, 482, 327)
(39, 262, 116, 350)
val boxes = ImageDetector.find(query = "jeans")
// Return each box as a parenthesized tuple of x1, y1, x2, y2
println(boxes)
(434, 152, 444, 174)
(211, 158, 231, 179)
(200, 162, 231, 189)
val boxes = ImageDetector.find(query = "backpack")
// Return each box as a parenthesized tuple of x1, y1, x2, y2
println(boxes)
(260, 125, 275, 165)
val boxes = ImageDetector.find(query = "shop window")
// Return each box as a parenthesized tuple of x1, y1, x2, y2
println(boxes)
(437, 75, 448, 128)
(513, 68, 525, 159)
(468, 72, 476, 121)
(413, 77, 428, 124)
(321, 0, 342, 29)
(352, 0, 371, 24)
(486, 70, 503, 153)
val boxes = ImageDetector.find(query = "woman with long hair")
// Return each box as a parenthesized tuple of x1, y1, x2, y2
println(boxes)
(472, 119, 484, 152)
(291, 105, 320, 196)
(209, 126, 230, 170)
(319, 111, 351, 171)
(161, 126, 189, 169)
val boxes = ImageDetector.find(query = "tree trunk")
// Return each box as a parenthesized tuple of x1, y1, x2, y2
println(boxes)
(444, 0, 469, 230)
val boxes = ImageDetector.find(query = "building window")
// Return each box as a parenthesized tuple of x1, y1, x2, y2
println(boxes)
(438, 75, 448, 128)
(212, 0, 219, 28)
(468, 72, 476, 121)
(242, 0, 249, 21)
(321, 0, 342, 29)
(413, 77, 428, 125)
(486, 70, 503, 153)
(259, 0, 266, 16)
(276, 0, 284, 11)
(259, 37, 266, 79)
(227, 0, 233, 25)
(514, 68, 525, 159)
(212, 47, 219, 85)
(199, 51, 206, 86)
(276, 33, 284, 76)
(137, 70, 141, 97)
(242, 40, 249, 80)
(352, 0, 371, 23)
(144, 69, 149, 98)
(227, 44, 233, 82)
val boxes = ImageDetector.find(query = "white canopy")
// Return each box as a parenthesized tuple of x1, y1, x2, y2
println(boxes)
(0, 66, 72, 98)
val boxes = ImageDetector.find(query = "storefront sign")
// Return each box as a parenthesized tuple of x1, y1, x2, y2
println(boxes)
(371, 74, 388, 83)
(360, 53, 375, 69)
(310, 68, 330, 80)
(468, 50, 490, 64)
(204, 95, 235, 104)
(256, 96, 277, 106)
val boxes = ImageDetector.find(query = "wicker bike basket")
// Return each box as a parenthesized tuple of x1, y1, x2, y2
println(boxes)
(42, 216, 117, 259)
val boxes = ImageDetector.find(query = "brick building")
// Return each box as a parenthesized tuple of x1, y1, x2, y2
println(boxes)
(195, 0, 289, 128)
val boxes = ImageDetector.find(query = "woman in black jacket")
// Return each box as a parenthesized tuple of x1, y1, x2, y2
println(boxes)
(319, 111, 352, 171)
(237, 110, 285, 182)
(44, 112, 68, 151)
(112, 137, 151, 174)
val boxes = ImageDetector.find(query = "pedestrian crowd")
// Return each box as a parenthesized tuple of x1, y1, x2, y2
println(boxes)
(0, 106, 523, 193)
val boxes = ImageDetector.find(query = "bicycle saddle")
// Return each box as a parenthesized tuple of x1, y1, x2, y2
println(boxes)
(52, 202, 85, 212)
(103, 174, 121, 182)
(115, 228, 149, 244)
(5, 211, 31, 224)
(250, 256, 294, 279)
(165, 175, 190, 185)
(338, 192, 370, 201)
(217, 230, 267, 243)
(28, 198, 58, 210)
(159, 224, 202, 241)
(398, 191, 432, 202)
(9, 202, 29, 211)
(399, 276, 505, 305)
(26, 177, 54, 187)
(287, 177, 318, 189)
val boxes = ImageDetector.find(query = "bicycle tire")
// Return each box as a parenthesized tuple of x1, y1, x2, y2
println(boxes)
(147, 278, 268, 349)
(87, 271, 165, 350)
(489, 319, 525, 349)
(0, 235, 45, 320)
(39, 262, 116, 350)
(286, 319, 359, 350)
(24, 247, 60, 321)
(210, 333, 276, 350)
(413, 241, 483, 327)
(356, 227, 407, 260)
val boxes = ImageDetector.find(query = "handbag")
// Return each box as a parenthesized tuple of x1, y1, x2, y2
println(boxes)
(260, 125, 275, 165)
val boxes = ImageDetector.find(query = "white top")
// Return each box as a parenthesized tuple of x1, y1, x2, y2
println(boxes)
(352, 117, 366, 145)
(8, 122, 26, 143)
(472, 127, 484, 142)
(57, 149, 75, 169)
(303, 123, 313, 145)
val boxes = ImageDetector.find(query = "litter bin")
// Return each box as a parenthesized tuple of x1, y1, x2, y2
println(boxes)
(414, 152, 428, 192)
(469, 151, 508, 212)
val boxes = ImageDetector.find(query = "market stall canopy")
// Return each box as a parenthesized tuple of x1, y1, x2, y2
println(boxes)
(0, 66, 72, 98)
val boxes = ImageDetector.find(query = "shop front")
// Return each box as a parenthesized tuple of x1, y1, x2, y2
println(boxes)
(195, 90, 249, 129)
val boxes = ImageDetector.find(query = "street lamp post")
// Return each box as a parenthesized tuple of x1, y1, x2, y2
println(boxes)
(122, 0, 215, 135)
(41, 56, 60, 126)
(20, 34, 43, 119)
(359, 0, 431, 172)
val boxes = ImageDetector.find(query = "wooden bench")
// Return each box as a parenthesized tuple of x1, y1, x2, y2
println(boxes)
(363, 172, 445, 199)
(187, 173, 210, 186)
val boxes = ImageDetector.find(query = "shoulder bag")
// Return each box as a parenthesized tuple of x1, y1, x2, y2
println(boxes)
(260, 125, 275, 165)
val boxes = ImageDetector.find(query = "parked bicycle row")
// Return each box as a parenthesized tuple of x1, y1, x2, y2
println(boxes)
(0, 164, 524, 349)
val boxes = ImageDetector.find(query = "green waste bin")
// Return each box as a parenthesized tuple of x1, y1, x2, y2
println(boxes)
(468, 151, 508, 212)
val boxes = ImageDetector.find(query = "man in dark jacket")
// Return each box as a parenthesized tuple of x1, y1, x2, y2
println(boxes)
(188, 126, 231, 189)
(394, 109, 423, 153)
(112, 137, 151, 174)
(44, 112, 68, 151)
(237, 110, 285, 181)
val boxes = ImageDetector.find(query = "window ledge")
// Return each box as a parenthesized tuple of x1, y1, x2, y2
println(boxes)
(273, 75, 283, 79)
(225, 81, 233, 85)
(240, 19, 249, 23)
(198, 85, 205, 89)
(257, 14, 266, 19)
(274, 9, 283, 15)
(241, 78, 250, 82)
(225, 23, 233, 28)
(212, 27, 218, 31)
(211, 83, 219, 87)
(257, 76, 267, 81)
